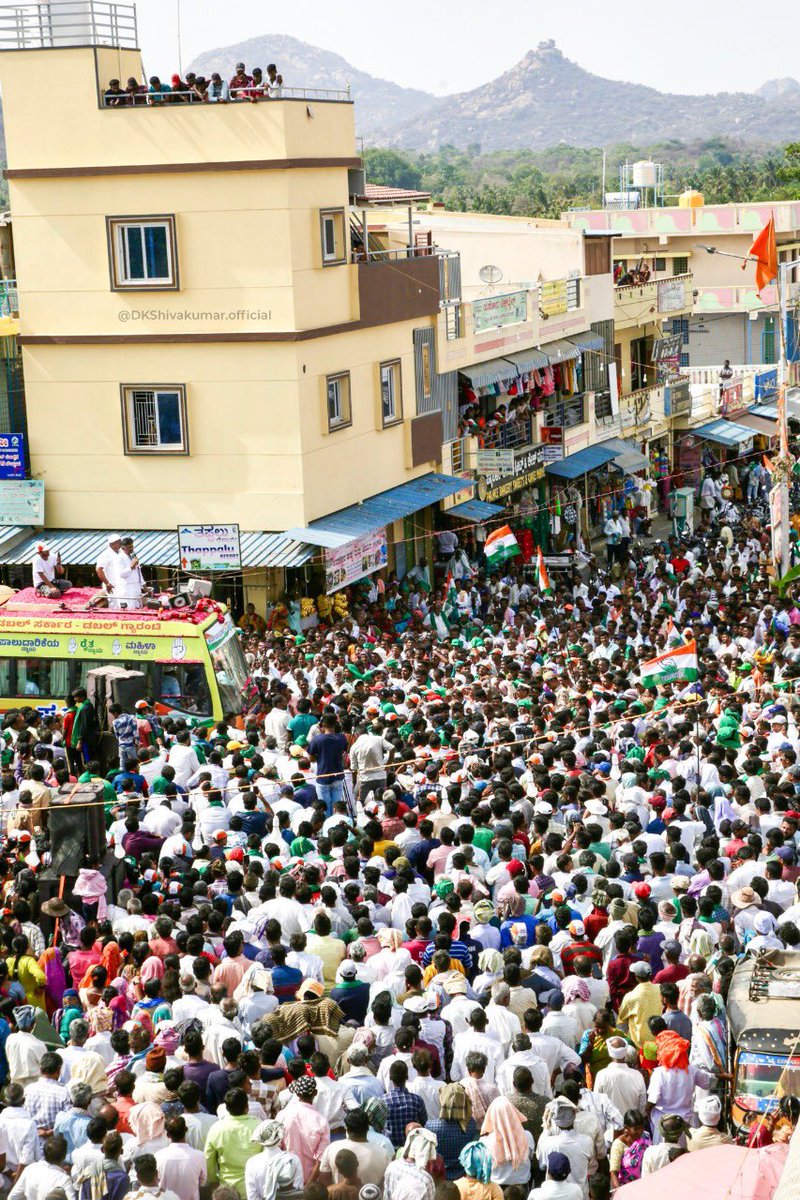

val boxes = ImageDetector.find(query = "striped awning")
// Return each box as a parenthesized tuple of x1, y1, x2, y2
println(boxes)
(448, 499, 504, 521)
(0, 528, 315, 569)
(542, 338, 581, 365)
(459, 357, 517, 389)
(567, 332, 604, 352)
(692, 420, 755, 447)
(502, 347, 549, 373)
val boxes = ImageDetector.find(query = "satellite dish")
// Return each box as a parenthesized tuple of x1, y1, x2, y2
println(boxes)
(479, 264, 503, 289)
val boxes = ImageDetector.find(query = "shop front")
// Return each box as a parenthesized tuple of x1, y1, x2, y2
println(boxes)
(477, 444, 548, 557)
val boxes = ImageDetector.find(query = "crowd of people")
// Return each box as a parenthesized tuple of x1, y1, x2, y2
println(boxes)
(3, 498, 800, 1200)
(104, 64, 284, 107)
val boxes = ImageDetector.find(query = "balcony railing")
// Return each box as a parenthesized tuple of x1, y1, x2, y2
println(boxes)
(0, 1, 137, 50)
(477, 415, 532, 451)
(104, 84, 351, 107)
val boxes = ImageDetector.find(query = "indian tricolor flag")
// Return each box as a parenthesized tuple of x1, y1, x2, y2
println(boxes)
(484, 524, 520, 567)
(640, 639, 699, 688)
(665, 617, 682, 647)
(536, 546, 552, 595)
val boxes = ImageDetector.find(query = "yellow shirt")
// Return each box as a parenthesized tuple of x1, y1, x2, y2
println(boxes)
(617, 982, 663, 1049)
(306, 933, 346, 993)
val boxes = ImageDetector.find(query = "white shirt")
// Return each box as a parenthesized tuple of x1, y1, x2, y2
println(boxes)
(0, 1106, 40, 1169)
(32, 553, 57, 586)
(167, 744, 201, 789)
(9, 1161, 77, 1200)
(95, 546, 123, 592)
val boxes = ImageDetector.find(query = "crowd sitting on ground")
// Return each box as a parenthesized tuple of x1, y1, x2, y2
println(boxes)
(4, 497, 800, 1200)
(104, 63, 283, 107)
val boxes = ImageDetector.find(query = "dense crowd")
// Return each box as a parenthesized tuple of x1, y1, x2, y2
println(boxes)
(3, 504, 800, 1200)
(104, 63, 284, 107)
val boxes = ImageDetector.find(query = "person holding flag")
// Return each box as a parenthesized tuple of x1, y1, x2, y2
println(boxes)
(484, 524, 521, 569)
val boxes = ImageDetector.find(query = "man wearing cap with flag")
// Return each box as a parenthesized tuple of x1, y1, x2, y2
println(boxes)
(31, 542, 71, 597)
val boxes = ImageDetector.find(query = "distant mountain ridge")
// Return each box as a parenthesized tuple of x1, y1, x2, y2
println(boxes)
(188, 36, 800, 150)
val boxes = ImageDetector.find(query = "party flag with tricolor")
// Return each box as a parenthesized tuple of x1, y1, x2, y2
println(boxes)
(665, 616, 683, 647)
(443, 569, 458, 617)
(640, 639, 699, 688)
(484, 524, 520, 567)
(536, 546, 552, 595)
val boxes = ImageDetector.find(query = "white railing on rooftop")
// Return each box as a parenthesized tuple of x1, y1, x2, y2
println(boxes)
(103, 83, 351, 107)
(0, 1, 137, 50)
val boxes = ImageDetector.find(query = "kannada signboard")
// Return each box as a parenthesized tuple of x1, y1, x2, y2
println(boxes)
(0, 433, 25, 479)
(651, 333, 683, 363)
(482, 445, 545, 502)
(0, 479, 44, 525)
(178, 524, 242, 572)
(657, 278, 688, 313)
(472, 290, 528, 335)
(540, 280, 568, 317)
(476, 448, 515, 474)
(325, 528, 387, 595)
(540, 425, 564, 463)
(0, 630, 202, 662)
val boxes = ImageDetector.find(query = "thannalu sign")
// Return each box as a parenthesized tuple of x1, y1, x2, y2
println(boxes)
(472, 290, 528, 334)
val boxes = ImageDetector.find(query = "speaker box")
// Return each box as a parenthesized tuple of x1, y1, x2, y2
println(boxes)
(50, 782, 107, 877)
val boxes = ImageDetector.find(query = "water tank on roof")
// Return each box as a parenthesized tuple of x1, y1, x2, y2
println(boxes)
(679, 190, 705, 209)
(632, 160, 657, 188)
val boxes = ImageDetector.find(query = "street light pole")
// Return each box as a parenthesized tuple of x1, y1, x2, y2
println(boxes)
(697, 243, 800, 575)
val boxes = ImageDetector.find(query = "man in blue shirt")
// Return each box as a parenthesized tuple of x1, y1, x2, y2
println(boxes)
(308, 714, 348, 816)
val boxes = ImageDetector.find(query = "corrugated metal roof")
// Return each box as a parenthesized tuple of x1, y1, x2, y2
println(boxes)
(286, 473, 472, 548)
(357, 184, 432, 204)
(545, 445, 618, 479)
(0, 525, 29, 555)
(568, 332, 604, 352)
(542, 338, 581, 365)
(0, 529, 314, 569)
(459, 357, 516, 389)
(449, 499, 504, 521)
(749, 403, 778, 420)
(502, 347, 549, 373)
(693, 420, 755, 447)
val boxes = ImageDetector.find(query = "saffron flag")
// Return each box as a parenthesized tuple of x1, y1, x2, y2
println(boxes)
(640, 639, 699, 688)
(743, 215, 778, 296)
(484, 525, 520, 566)
(536, 546, 552, 595)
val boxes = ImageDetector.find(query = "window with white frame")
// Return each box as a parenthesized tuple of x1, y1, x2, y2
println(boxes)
(380, 360, 402, 426)
(326, 372, 351, 431)
(320, 209, 346, 265)
(108, 216, 177, 289)
(122, 386, 188, 453)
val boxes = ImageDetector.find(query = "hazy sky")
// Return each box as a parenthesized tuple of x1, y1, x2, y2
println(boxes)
(124, 0, 799, 97)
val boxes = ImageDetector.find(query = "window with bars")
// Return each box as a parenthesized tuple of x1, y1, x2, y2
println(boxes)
(672, 257, 689, 276)
(762, 317, 777, 364)
(566, 277, 581, 310)
(543, 395, 585, 428)
(108, 217, 177, 289)
(122, 386, 188, 453)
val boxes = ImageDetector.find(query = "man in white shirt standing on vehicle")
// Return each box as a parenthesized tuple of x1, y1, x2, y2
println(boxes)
(95, 534, 123, 608)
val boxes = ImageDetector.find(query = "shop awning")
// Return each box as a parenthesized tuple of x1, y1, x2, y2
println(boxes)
(0, 528, 315, 569)
(600, 437, 649, 474)
(0, 525, 31, 558)
(567, 332, 605, 353)
(735, 413, 777, 437)
(501, 347, 549, 373)
(542, 338, 581, 365)
(692, 419, 755, 447)
(749, 397, 800, 421)
(545, 445, 618, 479)
(459, 357, 516, 389)
(448, 499, 504, 521)
(286, 472, 471, 548)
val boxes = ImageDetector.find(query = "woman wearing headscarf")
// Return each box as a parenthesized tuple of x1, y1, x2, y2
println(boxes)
(426, 1083, 478, 1179)
(561, 976, 596, 1036)
(58, 989, 85, 1042)
(472, 951, 504, 1000)
(363, 1095, 395, 1157)
(370, 929, 413, 998)
(456, 1141, 501, 1200)
(70, 1048, 110, 1099)
(244, 1119, 304, 1200)
(123, 1102, 169, 1168)
(479, 1096, 534, 1186)
(6, 936, 46, 1008)
(382, 1126, 437, 1200)
(234, 965, 278, 1033)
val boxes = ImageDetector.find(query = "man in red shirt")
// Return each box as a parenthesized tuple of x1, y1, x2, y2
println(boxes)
(653, 940, 690, 984)
(584, 892, 610, 943)
(560, 920, 604, 975)
(402, 916, 433, 964)
(605, 928, 641, 1010)
(148, 915, 179, 960)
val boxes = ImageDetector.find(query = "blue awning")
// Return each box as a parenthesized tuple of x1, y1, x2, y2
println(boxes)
(692, 420, 755, 447)
(0, 528, 315, 569)
(542, 338, 581, 365)
(448, 499, 504, 521)
(545, 445, 618, 479)
(286, 472, 472, 548)
(749, 403, 777, 420)
(502, 347, 549, 373)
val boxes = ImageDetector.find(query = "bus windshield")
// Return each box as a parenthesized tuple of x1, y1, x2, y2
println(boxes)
(205, 616, 250, 715)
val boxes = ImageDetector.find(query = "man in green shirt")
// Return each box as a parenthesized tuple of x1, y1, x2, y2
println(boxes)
(204, 1087, 260, 1197)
